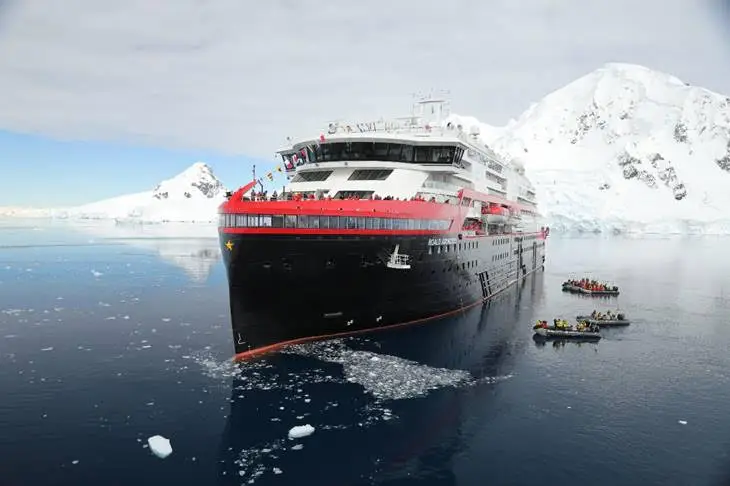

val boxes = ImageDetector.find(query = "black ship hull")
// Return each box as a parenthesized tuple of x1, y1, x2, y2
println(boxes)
(220, 230, 546, 357)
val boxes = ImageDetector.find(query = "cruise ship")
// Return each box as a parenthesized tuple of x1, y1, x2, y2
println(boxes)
(218, 96, 548, 358)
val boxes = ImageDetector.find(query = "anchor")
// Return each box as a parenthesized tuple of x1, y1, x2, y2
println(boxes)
(236, 333, 244, 345)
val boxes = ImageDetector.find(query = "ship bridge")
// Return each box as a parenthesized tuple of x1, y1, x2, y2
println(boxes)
(275, 95, 516, 203)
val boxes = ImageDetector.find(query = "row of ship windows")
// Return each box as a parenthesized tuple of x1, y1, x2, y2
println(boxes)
(427, 240, 480, 255)
(490, 234, 541, 246)
(493, 251, 510, 262)
(220, 213, 451, 231)
(292, 169, 394, 183)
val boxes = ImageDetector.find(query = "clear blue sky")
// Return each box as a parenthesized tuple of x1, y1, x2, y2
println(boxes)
(0, 130, 284, 207)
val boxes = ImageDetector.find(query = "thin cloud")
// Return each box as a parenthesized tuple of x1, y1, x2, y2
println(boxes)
(0, 0, 728, 157)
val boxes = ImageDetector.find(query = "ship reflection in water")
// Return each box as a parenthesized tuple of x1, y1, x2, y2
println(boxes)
(216, 273, 544, 485)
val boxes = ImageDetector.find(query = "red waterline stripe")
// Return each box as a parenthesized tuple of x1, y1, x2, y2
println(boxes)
(231, 265, 544, 362)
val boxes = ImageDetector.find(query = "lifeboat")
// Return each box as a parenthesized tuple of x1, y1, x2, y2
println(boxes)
(481, 204, 510, 224)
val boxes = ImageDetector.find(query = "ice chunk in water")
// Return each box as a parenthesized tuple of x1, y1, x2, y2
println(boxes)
(288, 424, 315, 439)
(147, 435, 173, 458)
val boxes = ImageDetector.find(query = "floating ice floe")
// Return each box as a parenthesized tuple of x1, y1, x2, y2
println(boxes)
(285, 340, 473, 400)
(147, 435, 173, 458)
(288, 424, 315, 439)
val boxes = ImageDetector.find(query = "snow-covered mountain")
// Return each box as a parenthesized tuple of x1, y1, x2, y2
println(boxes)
(2, 162, 229, 223)
(461, 63, 730, 234)
(67, 162, 228, 223)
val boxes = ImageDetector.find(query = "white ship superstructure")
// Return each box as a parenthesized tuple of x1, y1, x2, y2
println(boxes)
(276, 96, 539, 230)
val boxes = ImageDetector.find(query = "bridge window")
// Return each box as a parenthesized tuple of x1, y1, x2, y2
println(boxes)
(292, 170, 332, 182)
(313, 142, 461, 165)
(415, 146, 456, 164)
(348, 169, 393, 181)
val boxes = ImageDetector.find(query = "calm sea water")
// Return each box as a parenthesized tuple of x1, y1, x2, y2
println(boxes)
(2, 219, 730, 486)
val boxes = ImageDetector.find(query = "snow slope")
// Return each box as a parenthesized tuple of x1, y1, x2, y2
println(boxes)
(1, 162, 229, 223)
(483, 63, 730, 234)
(66, 162, 227, 223)
(442, 114, 506, 145)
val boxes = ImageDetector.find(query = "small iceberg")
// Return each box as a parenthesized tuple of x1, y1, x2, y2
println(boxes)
(147, 435, 173, 458)
(288, 424, 315, 439)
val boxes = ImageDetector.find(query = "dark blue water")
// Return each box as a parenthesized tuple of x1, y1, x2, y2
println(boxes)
(2, 220, 730, 486)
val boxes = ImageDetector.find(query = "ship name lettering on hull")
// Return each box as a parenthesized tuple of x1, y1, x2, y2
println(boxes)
(427, 237, 458, 246)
